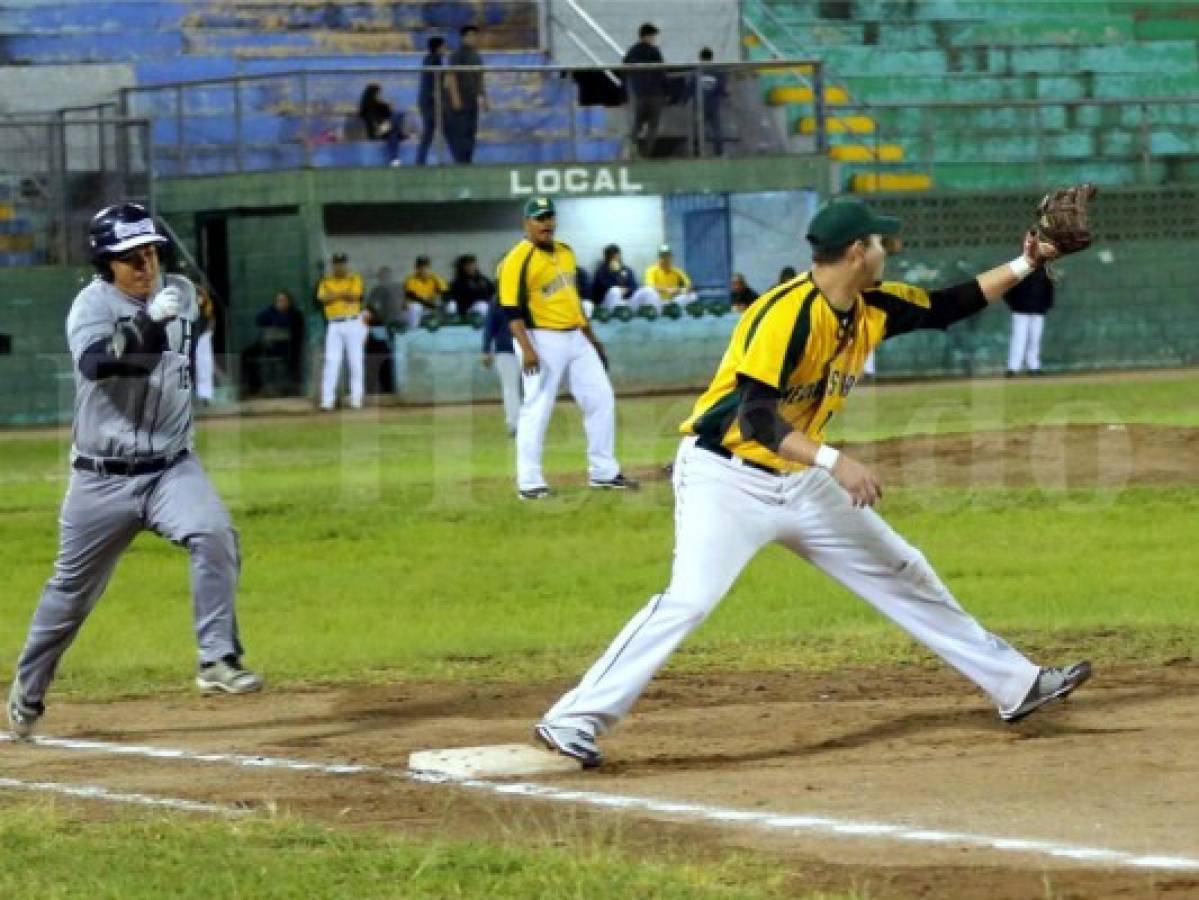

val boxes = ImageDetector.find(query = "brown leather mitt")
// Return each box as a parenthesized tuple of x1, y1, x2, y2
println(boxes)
(1034, 184, 1097, 255)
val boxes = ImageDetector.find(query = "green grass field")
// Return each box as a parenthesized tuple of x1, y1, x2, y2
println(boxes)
(0, 371, 1195, 898)
(1, 372, 1195, 697)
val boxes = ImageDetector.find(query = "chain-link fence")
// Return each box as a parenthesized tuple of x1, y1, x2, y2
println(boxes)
(0, 112, 152, 266)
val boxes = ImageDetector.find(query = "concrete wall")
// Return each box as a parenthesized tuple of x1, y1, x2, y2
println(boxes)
(548, 0, 742, 66)
(0, 64, 134, 114)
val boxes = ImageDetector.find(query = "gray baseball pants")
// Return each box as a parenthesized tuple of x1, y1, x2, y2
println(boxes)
(15, 453, 243, 705)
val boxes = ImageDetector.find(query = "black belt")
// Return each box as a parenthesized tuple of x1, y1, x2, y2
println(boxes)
(328, 316, 360, 323)
(74, 450, 187, 477)
(696, 440, 782, 476)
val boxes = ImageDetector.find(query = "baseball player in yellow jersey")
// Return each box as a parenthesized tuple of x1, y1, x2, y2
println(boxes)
(534, 197, 1092, 766)
(316, 252, 366, 410)
(499, 196, 637, 499)
(643, 244, 697, 308)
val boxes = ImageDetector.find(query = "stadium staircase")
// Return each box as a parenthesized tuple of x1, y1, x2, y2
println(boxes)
(743, 0, 1199, 192)
(0, 1, 622, 180)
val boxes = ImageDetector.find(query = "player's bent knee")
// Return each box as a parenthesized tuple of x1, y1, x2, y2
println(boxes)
(187, 528, 241, 572)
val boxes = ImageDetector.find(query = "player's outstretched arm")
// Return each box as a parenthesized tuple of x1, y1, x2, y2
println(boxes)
(975, 231, 1061, 303)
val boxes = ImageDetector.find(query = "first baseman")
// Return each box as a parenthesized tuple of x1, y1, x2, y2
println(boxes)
(535, 198, 1091, 767)
(7, 203, 262, 740)
(498, 196, 637, 499)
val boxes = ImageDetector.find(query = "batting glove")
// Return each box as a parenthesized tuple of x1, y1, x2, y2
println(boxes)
(147, 285, 184, 322)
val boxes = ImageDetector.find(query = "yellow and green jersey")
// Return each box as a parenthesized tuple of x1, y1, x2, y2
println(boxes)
(682, 272, 984, 472)
(403, 271, 448, 307)
(316, 273, 364, 320)
(498, 239, 587, 330)
(644, 263, 691, 295)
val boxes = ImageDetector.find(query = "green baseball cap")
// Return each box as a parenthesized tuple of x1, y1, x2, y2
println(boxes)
(806, 198, 901, 251)
(522, 196, 556, 219)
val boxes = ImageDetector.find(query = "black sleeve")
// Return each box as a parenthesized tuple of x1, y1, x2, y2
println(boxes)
(78, 311, 169, 381)
(736, 375, 793, 452)
(867, 279, 988, 340)
(502, 305, 528, 325)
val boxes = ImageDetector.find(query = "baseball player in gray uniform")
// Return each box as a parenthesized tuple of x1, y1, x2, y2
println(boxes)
(7, 203, 263, 740)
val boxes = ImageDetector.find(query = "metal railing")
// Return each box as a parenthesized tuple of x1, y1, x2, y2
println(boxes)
(116, 60, 822, 177)
(0, 115, 151, 264)
(827, 95, 1199, 189)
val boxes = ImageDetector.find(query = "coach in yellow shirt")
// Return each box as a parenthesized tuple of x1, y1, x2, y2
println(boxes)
(643, 243, 697, 307)
(534, 197, 1091, 767)
(316, 252, 366, 410)
(498, 196, 635, 499)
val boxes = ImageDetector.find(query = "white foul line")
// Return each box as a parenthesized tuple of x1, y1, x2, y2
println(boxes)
(0, 775, 245, 817)
(4, 733, 1197, 872)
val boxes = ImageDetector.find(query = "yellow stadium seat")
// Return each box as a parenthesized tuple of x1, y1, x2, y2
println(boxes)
(767, 85, 850, 105)
(849, 172, 934, 193)
(828, 144, 905, 163)
(798, 115, 875, 135)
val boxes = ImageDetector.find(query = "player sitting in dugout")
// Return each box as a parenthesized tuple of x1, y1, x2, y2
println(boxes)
(402, 255, 448, 330)
(591, 244, 658, 313)
(643, 243, 698, 309)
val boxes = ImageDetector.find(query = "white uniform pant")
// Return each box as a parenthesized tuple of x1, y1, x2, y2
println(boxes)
(515, 328, 619, 490)
(543, 437, 1041, 734)
(194, 330, 215, 401)
(492, 350, 520, 433)
(1008, 313, 1045, 373)
(602, 286, 659, 312)
(321, 318, 366, 409)
(863, 349, 876, 376)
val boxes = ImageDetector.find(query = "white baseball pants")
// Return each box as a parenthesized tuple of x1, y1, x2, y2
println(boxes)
(514, 328, 619, 491)
(601, 286, 660, 312)
(1008, 313, 1045, 373)
(194, 330, 215, 401)
(321, 318, 366, 410)
(543, 437, 1041, 734)
(492, 350, 520, 434)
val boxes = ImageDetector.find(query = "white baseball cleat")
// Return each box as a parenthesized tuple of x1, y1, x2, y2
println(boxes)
(1000, 660, 1092, 723)
(534, 722, 603, 768)
(196, 656, 265, 695)
(7, 678, 43, 740)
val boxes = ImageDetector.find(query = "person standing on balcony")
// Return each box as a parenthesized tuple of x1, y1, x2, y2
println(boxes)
(623, 22, 667, 158)
(696, 47, 727, 156)
(444, 24, 488, 164)
(417, 36, 447, 166)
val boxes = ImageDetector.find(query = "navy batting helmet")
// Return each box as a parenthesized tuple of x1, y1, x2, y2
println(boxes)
(88, 203, 168, 263)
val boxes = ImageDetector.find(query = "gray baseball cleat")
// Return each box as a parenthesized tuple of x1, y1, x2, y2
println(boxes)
(196, 656, 264, 695)
(589, 472, 639, 491)
(534, 722, 604, 768)
(1000, 660, 1092, 723)
(7, 679, 44, 740)
(518, 486, 552, 501)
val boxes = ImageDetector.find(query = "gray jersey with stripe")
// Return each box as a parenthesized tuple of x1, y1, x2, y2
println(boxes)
(67, 274, 199, 459)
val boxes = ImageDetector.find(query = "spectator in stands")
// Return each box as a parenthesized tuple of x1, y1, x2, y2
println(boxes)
(592, 244, 657, 312)
(776, 265, 798, 287)
(623, 22, 667, 159)
(361, 305, 395, 394)
(1005, 265, 1055, 377)
(481, 297, 520, 437)
(696, 47, 727, 156)
(358, 83, 408, 167)
(242, 290, 306, 398)
(729, 272, 758, 313)
(444, 24, 488, 164)
(644, 243, 697, 308)
(317, 253, 366, 410)
(403, 255, 449, 329)
(417, 36, 447, 166)
(367, 266, 405, 327)
(449, 254, 495, 320)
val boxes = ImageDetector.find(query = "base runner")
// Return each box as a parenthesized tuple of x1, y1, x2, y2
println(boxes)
(7, 203, 262, 740)
(534, 197, 1093, 766)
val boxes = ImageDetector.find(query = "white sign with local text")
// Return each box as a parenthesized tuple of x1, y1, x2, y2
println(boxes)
(509, 167, 644, 196)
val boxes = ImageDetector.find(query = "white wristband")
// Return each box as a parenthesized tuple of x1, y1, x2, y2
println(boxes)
(813, 444, 840, 470)
(1009, 256, 1034, 280)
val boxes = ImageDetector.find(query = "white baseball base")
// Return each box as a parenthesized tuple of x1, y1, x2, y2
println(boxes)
(408, 743, 581, 778)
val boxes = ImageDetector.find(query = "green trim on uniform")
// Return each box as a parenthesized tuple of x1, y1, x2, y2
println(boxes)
(690, 385, 744, 446)
(779, 286, 820, 388)
(742, 275, 811, 353)
(516, 244, 537, 329)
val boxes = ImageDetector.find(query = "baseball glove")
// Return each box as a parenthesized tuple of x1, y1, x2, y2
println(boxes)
(1034, 183, 1097, 256)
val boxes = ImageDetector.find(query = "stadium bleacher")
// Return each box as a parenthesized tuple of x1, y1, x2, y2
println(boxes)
(744, 0, 1199, 191)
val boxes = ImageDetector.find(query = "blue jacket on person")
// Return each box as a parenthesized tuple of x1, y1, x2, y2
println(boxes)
(482, 299, 514, 354)
(591, 263, 638, 303)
